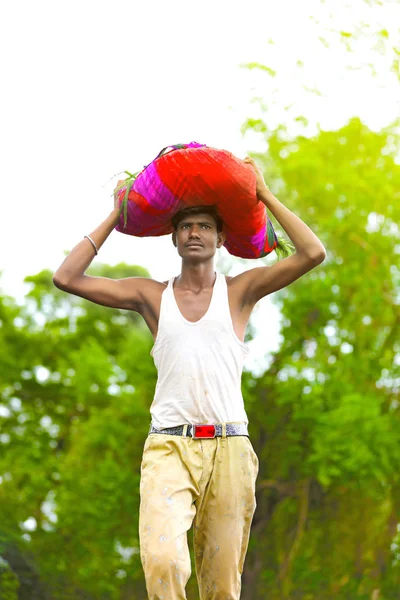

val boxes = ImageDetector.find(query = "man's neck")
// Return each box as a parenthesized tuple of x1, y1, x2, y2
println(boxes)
(176, 262, 216, 290)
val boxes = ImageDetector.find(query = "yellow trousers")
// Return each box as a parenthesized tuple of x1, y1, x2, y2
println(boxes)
(139, 426, 259, 599)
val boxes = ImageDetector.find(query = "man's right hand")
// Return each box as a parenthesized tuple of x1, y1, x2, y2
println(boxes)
(114, 179, 127, 211)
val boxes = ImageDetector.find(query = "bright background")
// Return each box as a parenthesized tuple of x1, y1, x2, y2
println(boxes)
(1, 3, 400, 596)
(1, 0, 399, 366)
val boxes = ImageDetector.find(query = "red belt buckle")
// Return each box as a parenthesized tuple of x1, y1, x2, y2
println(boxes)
(193, 424, 216, 439)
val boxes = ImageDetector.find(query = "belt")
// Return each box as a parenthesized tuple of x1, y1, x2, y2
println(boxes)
(148, 422, 248, 439)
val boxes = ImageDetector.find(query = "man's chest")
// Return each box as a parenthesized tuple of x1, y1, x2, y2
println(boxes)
(173, 289, 213, 322)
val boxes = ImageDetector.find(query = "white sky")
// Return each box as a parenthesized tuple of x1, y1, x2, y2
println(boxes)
(1, 0, 399, 367)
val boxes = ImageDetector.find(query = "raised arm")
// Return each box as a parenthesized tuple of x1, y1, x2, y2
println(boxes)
(232, 158, 326, 305)
(53, 182, 148, 311)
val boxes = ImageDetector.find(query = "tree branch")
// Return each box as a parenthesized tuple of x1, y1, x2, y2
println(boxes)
(278, 478, 311, 596)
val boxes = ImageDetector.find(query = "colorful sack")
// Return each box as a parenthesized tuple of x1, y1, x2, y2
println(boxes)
(114, 142, 293, 259)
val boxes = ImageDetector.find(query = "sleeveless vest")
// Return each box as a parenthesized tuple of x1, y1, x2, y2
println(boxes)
(149, 272, 249, 428)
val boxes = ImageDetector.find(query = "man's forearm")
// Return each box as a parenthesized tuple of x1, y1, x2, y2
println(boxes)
(53, 208, 120, 287)
(259, 189, 326, 259)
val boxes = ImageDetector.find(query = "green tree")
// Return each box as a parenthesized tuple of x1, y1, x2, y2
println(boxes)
(0, 263, 154, 599)
(240, 116, 400, 600)
(2, 115, 400, 598)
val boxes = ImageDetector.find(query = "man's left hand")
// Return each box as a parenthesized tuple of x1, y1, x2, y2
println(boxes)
(244, 156, 270, 200)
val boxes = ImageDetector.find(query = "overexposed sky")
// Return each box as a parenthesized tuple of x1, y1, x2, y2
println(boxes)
(1, 0, 399, 365)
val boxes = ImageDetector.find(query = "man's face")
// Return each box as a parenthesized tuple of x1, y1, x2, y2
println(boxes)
(173, 213, 225, 261)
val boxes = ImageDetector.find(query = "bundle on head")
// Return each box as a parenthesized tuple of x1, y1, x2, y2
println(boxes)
(114, 141, 294, 260)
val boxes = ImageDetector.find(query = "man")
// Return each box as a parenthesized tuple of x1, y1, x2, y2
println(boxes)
(53, 156, 326, 599)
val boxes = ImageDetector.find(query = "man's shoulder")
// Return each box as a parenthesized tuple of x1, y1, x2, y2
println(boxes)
(223, 270, 257, 310)
(223, 272, 245, 286)
(120, 276, 167, 298)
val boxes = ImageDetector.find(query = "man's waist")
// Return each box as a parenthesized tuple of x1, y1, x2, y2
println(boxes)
(149, 422, 249, 438)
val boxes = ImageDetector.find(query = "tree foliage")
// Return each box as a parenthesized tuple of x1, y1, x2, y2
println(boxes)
(239, 115, 400, 599)
(1, 115, 400, 599)
(0, 263, 154, 599)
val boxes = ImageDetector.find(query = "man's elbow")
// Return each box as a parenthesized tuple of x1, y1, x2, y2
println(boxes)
(311, 249, 326, 265)
(53, 273, 65, 290)
(306, 243, 326, 264)
(52, 271, 73, 292)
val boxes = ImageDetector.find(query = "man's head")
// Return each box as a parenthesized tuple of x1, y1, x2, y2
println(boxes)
(171, 205, 225, 261)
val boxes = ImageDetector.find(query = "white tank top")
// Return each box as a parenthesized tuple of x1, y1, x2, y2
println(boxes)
(149, 272, 249, 429)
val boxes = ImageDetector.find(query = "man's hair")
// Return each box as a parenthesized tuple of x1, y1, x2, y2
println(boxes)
(171, 205, 224, 233)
